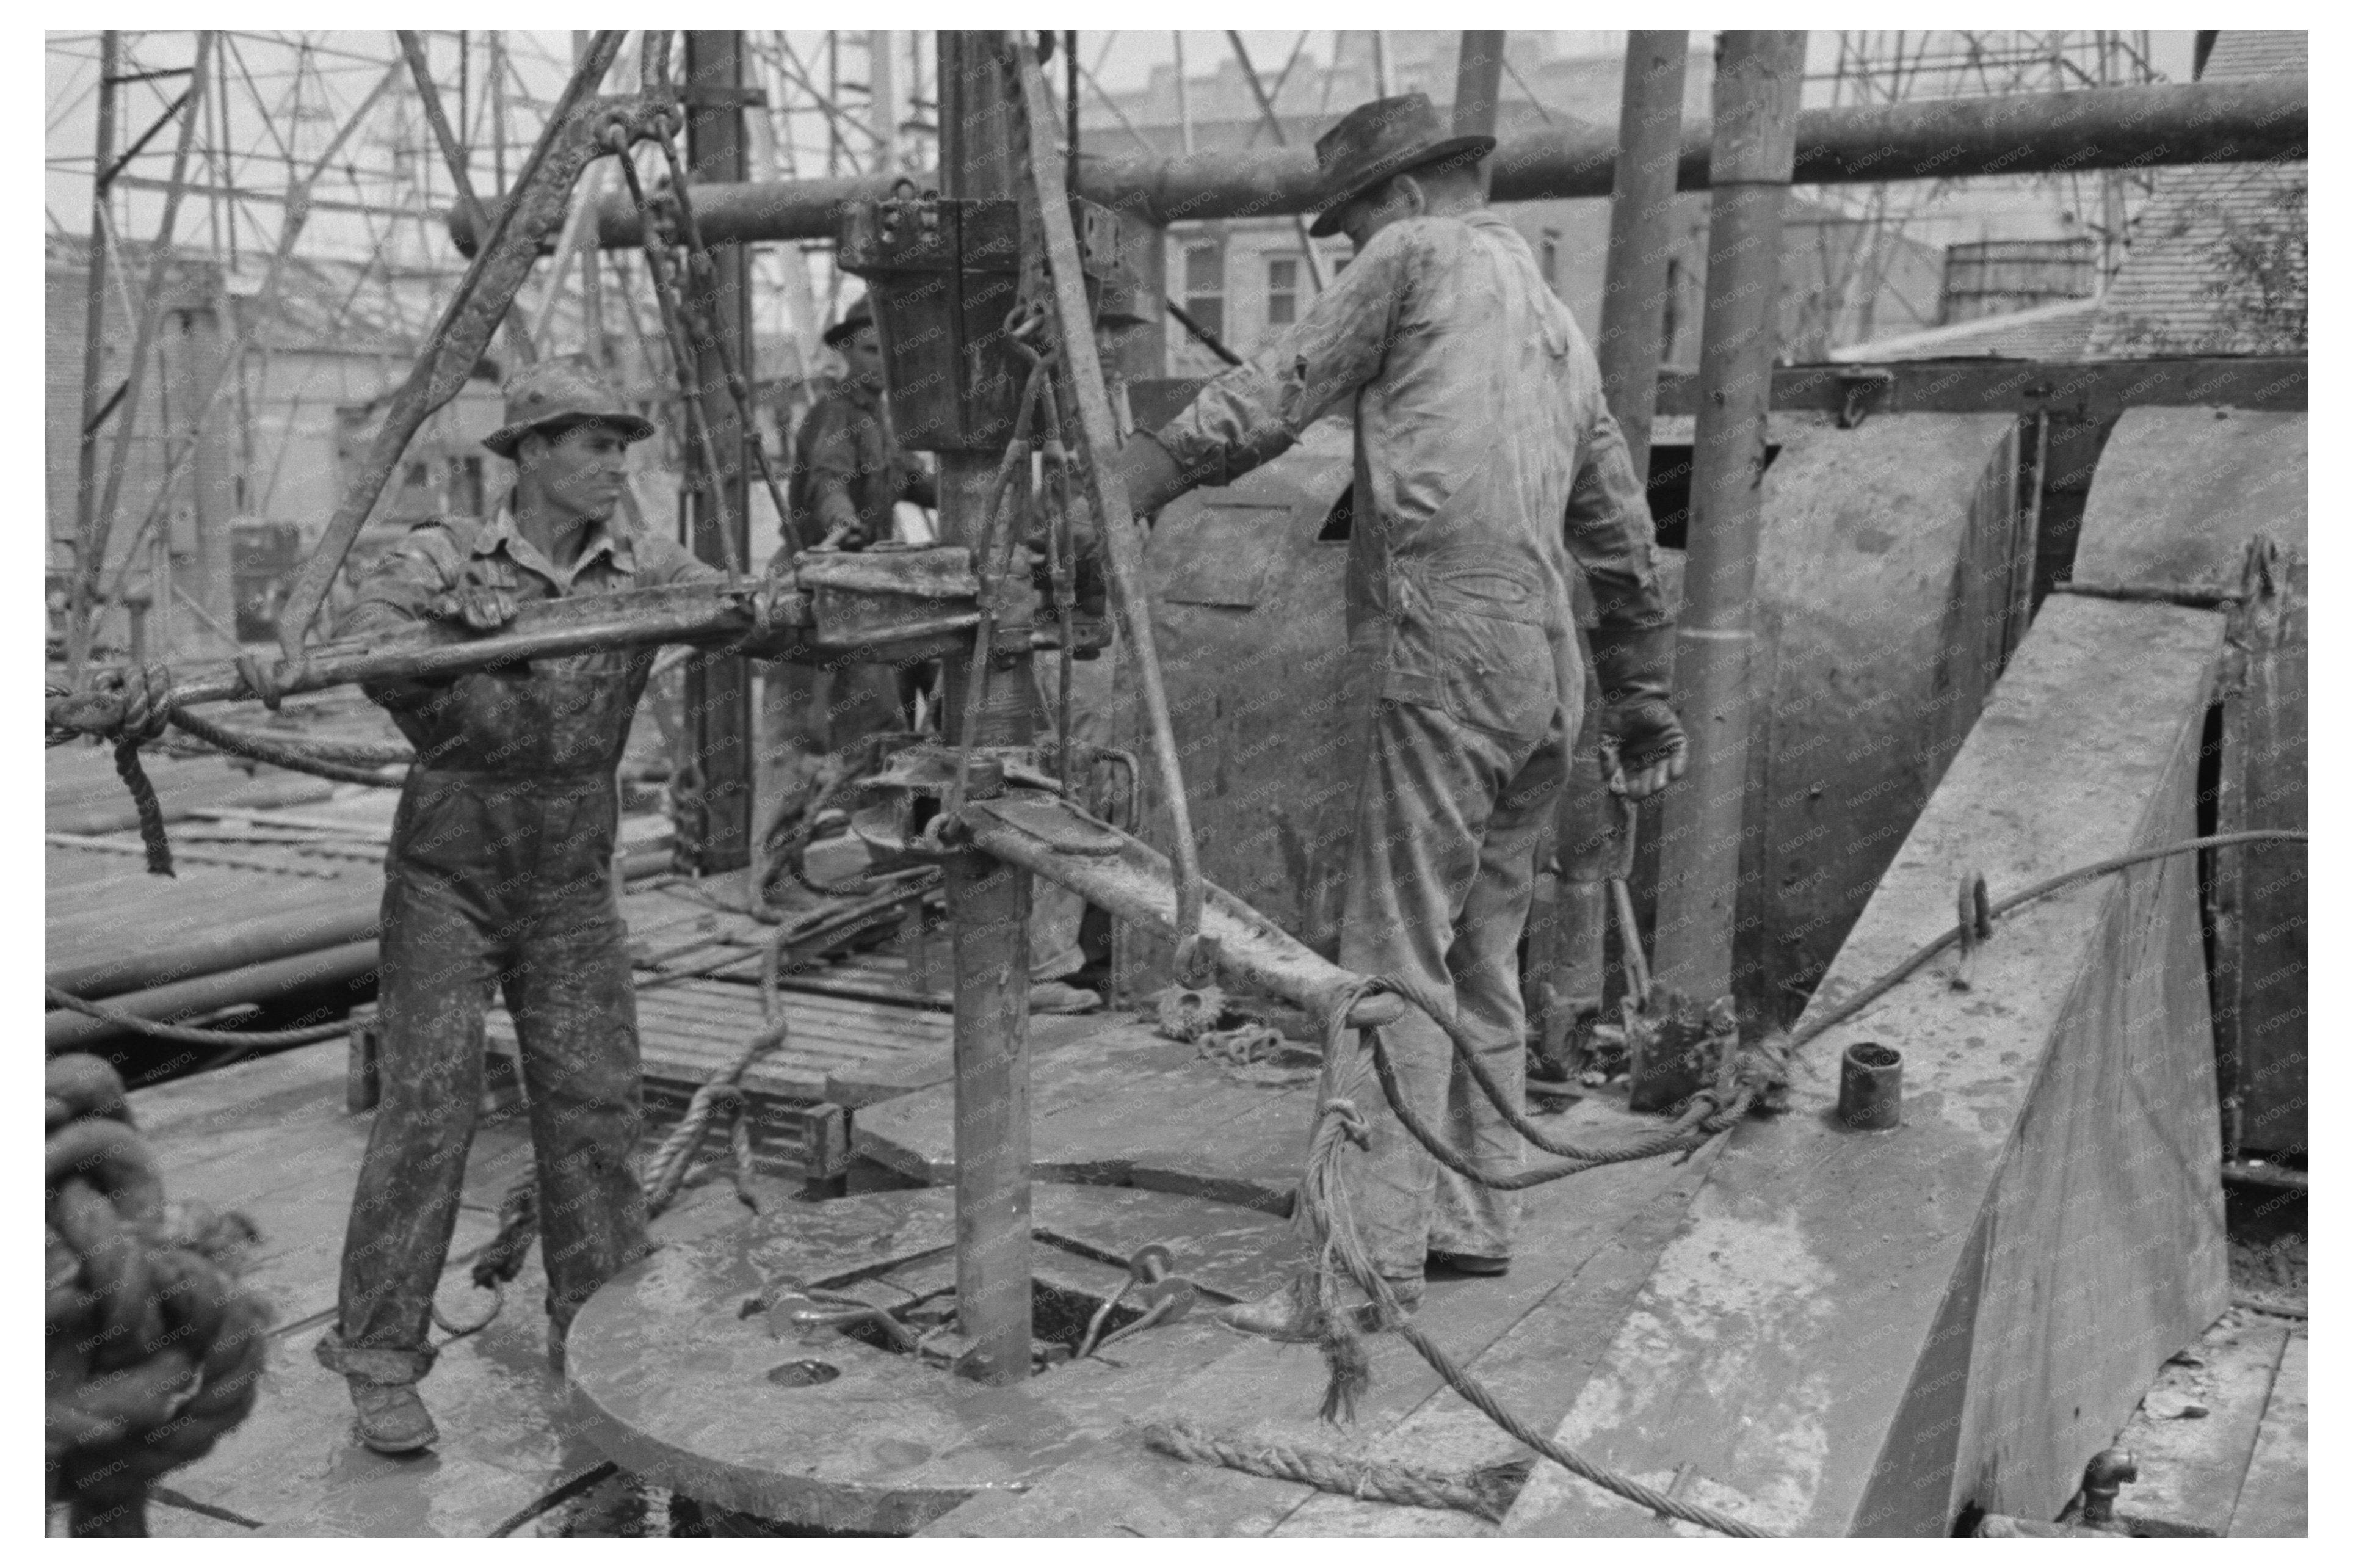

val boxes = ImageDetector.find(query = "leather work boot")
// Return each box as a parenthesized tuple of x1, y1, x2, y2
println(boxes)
(346, 1379, 439, 1456)
(1216, 1279, 1424, 1340)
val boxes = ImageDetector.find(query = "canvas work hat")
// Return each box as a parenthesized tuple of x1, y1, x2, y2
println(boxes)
(823, 295, 876, 349)
(480, 357, 654, 459)
(1306, 91, 1497, 238)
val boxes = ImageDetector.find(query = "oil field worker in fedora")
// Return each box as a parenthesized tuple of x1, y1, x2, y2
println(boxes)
(314, 357, 736, 1454)
(1109, 93, 1689, 1331)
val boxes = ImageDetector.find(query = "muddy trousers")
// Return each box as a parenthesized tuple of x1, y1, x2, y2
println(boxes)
(1339, 694, 1570, 1283)
(317, 771, 650, 1387)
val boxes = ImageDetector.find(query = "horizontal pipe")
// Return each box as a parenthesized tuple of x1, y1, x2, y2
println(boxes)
(448, 78, 2304, 250)
(48, 896, 380, 999)
(46, 938, 379, 1051)
(2220, 1160, 2306, 1192)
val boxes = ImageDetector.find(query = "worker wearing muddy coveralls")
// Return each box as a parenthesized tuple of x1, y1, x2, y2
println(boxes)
(314, 359, 727, 1454)
(1115, 95, 1686, 1317)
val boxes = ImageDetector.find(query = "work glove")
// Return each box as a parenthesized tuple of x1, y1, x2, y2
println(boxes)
(425, 559, 520, 632)
(1589, 621, 1688, 802)
(1112, 432, 1187, 526)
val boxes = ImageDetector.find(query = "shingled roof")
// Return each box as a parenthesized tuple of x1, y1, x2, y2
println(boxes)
(2082, 31, 2307, 357)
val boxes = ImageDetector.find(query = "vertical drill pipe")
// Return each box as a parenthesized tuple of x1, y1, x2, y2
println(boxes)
(1449, 32, 1506, 200)
(1650, 31, 1807, 1007)
(680, 30, 756, 873)
(1597, 31, 1689, 482)
(938, 29, 1035, 1385)
(1542, 33, 1689, 1033)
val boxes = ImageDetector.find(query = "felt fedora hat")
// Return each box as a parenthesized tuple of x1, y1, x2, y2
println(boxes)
(481, 357, 654, 459)
(822, 294, 875, 349)
(1307, 91, 1496, 239)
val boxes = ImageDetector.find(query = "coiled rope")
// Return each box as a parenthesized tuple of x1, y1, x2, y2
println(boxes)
(46, 1054, 273, 1537)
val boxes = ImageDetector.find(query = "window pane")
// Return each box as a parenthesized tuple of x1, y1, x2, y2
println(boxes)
(1267, 257, 1297, 291)
(1268, 294, 1296, 327)
(1184, 244, 1222, 294)
(1185, 297, 1224, 339)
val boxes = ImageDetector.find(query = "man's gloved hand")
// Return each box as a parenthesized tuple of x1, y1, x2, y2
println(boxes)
(1112, 432, 1186, 525)
(426, 562, 520, 632)
(1589, 622, 1688, 802)
(104, 662, 175, 745)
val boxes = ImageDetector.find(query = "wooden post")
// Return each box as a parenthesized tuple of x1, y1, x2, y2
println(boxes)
(67, 29, 121, 683)
(1651, 31, 1807, 1009)
(681, 30, 756, 875)
(937, 29, 1036, 1385)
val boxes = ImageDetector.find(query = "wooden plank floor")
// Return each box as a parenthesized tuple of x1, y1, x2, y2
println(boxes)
(104, 1042, 821, 1538)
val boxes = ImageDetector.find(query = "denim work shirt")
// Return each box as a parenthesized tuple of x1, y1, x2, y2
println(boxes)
(341, 506, 719, 777)
(1153, 211, 1669, 735)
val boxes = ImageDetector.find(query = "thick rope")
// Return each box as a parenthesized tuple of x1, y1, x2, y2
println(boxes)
(1140, 1418, 1534, 1523)
(112, 739, 173, 876)
(46, 985, 357, 1048)
(1376, 973, 1743, 1169)
(473, 1023, 790, 1296)
(166, 706, 409, 788)
(46, 1054, 272, 1536)
(1283, 979, 1775, 1537)
(1785, 830, 2307, 1054)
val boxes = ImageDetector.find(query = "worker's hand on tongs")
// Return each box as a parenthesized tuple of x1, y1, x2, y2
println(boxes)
(426, 561, 520, 632)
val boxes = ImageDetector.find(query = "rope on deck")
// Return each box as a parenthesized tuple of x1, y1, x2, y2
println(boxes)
(46, 1054, 272, 1536)
(1139, 1418, 1534, 1523)
(45, 985, 357, 1049)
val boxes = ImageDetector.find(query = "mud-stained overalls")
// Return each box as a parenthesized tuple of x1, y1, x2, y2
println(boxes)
(314, 508, 717, 1387)
(1155, 212, 1672, 1283)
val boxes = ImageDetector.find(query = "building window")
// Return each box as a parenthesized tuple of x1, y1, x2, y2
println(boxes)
(454, 456, 486, 517)
(1266, 256, 1299, 327)
(1662, 256, 1685, 361)
(1183, 241, 1225, 341)
(1540, 228, 1562, 290)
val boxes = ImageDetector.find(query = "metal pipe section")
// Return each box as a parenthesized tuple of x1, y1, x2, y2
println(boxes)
(45, 939, 379, 1051)
(449, 79, 2306, 252)
(937, 29, 1037, 1387)
(1597, 31, 1688, 484)
(1450, 31, 1506, 200)
(681, 31, 756, 874)
(1650, 31, 1807, 1009)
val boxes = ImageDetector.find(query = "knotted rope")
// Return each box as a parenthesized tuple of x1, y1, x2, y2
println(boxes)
(1268, 978, 1777, 1537)
(46, 1055, 272, 1537)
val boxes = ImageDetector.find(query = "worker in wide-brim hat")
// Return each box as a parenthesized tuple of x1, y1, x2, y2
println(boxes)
(1107, 92, 1691, 1333)
(313, 354, 797, 1456)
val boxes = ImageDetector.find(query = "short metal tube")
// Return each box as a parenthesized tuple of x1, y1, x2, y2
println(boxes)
(1838, 1040, 1902, 1131)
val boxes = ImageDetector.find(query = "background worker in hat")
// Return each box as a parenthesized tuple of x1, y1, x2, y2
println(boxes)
(1109, 93, 1689, 1330)
(759, 294, 938, 841)
(315, 357, 738, 1454)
